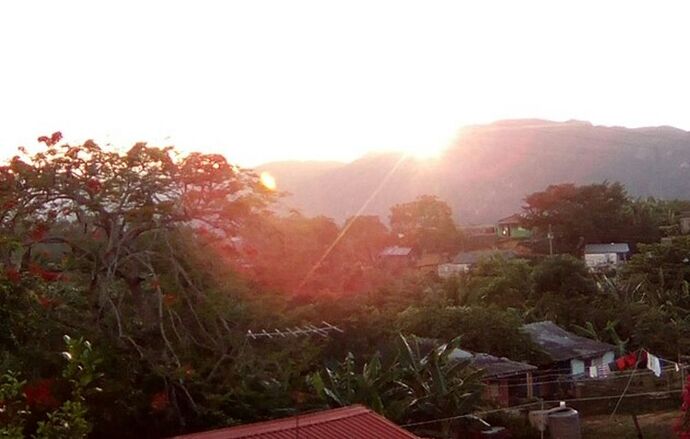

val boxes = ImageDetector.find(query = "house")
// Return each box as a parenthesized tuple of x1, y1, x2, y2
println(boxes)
(449, 348, 537, 407)
(171, 405, 421, 439)
(521, 321, 615, 378)
(496, 214, 532, 239)
(583, 243, 630, 269)
(458, 224, 500, 250)
(415, 253, 446, 274)
(379, 246, 416, 271)
(680, 212, 690, 235)
(415, 339, 537, 408)
(438, 250, 516, 278)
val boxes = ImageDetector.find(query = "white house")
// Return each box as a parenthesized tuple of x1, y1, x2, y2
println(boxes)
(584, 243, 630, 270)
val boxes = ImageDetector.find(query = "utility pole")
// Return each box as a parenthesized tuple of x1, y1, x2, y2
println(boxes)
(547, 224, 554, 256)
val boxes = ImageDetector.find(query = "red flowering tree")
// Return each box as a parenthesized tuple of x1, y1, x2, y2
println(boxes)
(0, 134, 277, 431)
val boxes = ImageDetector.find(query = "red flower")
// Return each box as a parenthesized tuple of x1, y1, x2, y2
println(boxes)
(85, 178, 102, 194)
(30, 224, 48, 241)
(24, 379, 58, 409)
(4, 267, 20, 284)
(163, 294, 177, 306)
(150, 391, 169, 412)
(40, 270, 61, 282)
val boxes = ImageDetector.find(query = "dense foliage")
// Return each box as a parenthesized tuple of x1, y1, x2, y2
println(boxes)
(2, 137, 690, 437)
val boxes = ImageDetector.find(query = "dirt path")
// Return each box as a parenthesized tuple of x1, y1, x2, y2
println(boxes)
(582, 410, 678, 438)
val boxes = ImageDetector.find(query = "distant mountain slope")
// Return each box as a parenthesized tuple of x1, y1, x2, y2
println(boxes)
(259, 120, 690, 224)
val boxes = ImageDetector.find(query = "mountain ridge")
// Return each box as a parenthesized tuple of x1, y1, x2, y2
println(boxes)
(258, 119, 690, 224)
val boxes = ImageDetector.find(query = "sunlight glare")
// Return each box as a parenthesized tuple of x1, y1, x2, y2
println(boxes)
(260, 171, 277, 190)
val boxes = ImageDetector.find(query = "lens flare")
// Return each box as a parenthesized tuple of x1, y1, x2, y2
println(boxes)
(260, 171, 277, 190)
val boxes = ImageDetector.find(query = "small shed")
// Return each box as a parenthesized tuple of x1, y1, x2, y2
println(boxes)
(416, 253, 446, 274)
(171, 405, 421, 439)
(379, 246, 416, 270)
(447, 348, 537, 407)
(521, 321, 615, 377)
(583, 243, 630, 269)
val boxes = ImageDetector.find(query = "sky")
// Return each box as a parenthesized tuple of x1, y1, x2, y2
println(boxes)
(1, 1, 689, 167)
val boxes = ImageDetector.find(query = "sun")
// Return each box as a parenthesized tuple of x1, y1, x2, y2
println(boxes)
(259, 171, 277, 190)
(399, 144, 446, 160)
(394, 122, 459, 160)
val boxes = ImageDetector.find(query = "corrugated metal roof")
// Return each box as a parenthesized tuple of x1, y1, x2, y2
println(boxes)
(448, 348, 535, 378)
(380, 246, 414, 257)
(170, 405, 421, 439)
(584, 243, 630, 254)
(471, 353, 537, 378)
(497, 214, 523, 225)
(416, 253, 445, 267)
(521, 321, 615, 363)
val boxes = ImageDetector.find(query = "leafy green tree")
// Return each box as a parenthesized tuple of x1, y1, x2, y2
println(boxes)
(396, 305, 535, 361)
(1, 137, 279, 435)
(0, 372, 26, 439)
(531, 255, 597, 297)
(622, 237, 690, 297)
(389, 195, 460, 254)
(338, 215, 390, 264)
(522, 182, 654, 253)
(466, 256, 534, 308)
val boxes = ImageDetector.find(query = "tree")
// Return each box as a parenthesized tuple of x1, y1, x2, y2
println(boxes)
(396, 305, 536, 361)
(522, 182, 652, 254)
(622, 236, 690, 297)
(338, 215, 390, 264)
(0, 136, 276, 434)
(389, 195, 460, 254)
(531, 255, 597, 297)
(466, 256, 534, 309)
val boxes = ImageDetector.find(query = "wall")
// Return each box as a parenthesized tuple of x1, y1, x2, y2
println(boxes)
(584, 252, 619, 269)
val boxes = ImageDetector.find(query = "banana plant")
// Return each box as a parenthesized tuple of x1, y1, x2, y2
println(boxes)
(308, 334, 483, 430)
(397, 334, 483, 426)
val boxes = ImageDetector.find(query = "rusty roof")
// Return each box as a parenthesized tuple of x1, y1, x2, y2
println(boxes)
(170, 405, 421, 439)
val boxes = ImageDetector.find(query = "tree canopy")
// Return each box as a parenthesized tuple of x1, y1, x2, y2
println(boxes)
(389, 195, 460, 254)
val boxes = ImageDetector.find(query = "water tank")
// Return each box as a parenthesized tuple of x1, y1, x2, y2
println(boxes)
(547, 408, 581, 439)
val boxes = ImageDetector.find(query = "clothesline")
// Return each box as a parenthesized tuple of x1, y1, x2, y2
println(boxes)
(497, 364, 685, 389)
(401, 388, 684, 428)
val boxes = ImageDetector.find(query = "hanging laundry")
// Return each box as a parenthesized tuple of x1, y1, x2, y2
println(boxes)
(609, 351, 646, 372)
(647, 353, 662, 377)
(597, 364, 610, 378)
(589, 366, 598, 378)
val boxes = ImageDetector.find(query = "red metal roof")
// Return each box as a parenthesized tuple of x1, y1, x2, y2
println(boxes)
(171, 405, 421, 439)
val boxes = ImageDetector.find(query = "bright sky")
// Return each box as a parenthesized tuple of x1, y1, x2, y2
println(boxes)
(1, 1, 689, 167)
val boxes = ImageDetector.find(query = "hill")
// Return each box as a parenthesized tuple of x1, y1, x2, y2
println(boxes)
(258, 120, 690, 224)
